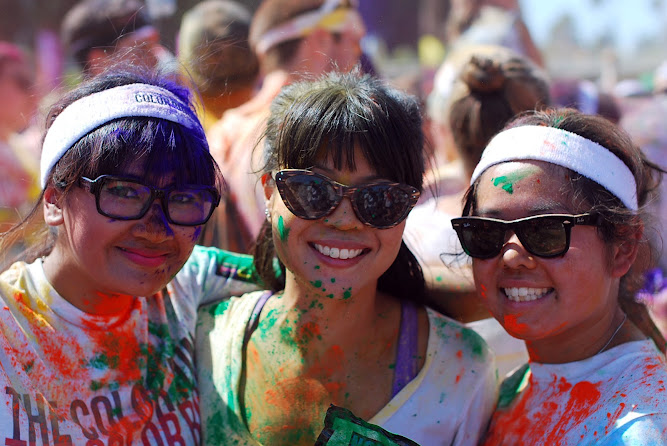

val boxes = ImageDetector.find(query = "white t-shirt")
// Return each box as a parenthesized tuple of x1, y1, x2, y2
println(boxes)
(0, 246, 257, 445)
(482, 340, 667, 445)
(196, 291, 499, 446)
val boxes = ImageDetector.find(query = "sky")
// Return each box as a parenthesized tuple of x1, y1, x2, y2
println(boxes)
(519, 0, 667, 53)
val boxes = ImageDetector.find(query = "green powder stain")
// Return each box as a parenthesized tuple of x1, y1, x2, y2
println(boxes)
(326, 294, 334, 299)
(435, 276, 443, 282)
(492, 168, 538, 195)
(311, 280, 322, 288)
(330, 278, 336, 283)
(461, 327, 486, 358)
(388, 363, 396, 369)
(343, 287, 352, 299)
(314, 265, 320, 270)
(23, 360, 34, 373)
(439, 392, 446, 403)
(277, 215, 290, 242)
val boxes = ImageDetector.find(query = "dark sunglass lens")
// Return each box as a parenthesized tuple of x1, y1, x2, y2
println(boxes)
(354, 184, 412, 228)
(458, 220, 506, 258)
(99, 179, 151, 218)
(168, 189, 216, 225)
(281, 174, 338, 219)
(518, 217, 568, 257)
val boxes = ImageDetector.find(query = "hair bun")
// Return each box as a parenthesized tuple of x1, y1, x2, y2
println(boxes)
(461, 55, 506, 93)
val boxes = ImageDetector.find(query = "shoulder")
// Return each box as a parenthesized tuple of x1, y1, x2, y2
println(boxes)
(426, 308, 493, 363)
(197, 290, 267, 329)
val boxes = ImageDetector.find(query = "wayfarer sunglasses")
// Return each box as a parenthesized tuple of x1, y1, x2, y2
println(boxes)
(451, 213, 602, 259)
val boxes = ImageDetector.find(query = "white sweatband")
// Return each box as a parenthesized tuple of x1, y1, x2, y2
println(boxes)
(471, 125, 638, 210)
(254, 0, 365, 56)
(41, 83, 203, 188)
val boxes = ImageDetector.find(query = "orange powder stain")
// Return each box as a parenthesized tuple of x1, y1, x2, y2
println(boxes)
(503, 313, 530, 336)
(297, 322, 321, 341)
(548, 381, 601, 438)
(456, 350, 463, 359)
(480, 284, 488, 300)
(605, 402, 626, 434)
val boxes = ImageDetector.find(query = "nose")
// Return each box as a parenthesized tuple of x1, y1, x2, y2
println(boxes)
(500, 232, 536, 269)
(132, 201, 174, 240)
(324, 197, 363, 230)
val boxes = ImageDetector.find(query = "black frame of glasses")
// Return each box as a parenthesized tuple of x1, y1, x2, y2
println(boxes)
(273, 169, 421, 229)
(80, 175, 220, 226)
(451, 213, 601, 259)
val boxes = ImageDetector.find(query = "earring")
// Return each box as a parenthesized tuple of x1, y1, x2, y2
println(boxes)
(265, 208, 271, 222)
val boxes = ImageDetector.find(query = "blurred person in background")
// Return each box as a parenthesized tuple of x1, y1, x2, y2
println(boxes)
(444, 0, 543, 67)
(551, 78, 621, 124)
(61, 0, 173, 78)
(177, 0, 259, 132)
(404, 44, 550, 377)
(621, 60, 667, 339)
(203, 0, 366, 253)
(0, 42, 40, 251)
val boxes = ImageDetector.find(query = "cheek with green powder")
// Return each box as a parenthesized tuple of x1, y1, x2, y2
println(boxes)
(277, 215, 291, 242)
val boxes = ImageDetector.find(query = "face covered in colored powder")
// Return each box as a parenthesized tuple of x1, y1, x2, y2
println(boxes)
(265, 147, 406, 300)
(470, 160, 626, 348)
(46, 160, 203, 302)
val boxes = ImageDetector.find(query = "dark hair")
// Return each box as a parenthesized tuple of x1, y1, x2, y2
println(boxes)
(253, 69, 427, 303)
(462, 108, 666, 349)
(178, 0, 259, 94)
(0, 65, 223, 266)
(248, 0, 325, 71)
(61, 0, 153, 69)
(447, 47, 550, 175)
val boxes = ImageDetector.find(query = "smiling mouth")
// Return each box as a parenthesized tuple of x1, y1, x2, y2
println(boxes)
(312, 243, 366, 260)
(503, 287, 553, 302)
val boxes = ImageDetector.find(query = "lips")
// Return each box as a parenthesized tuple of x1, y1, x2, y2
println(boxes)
(118, 247, 169, 268)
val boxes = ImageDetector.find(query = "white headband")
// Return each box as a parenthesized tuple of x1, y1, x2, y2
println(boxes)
(471, 125, 638, 210)
(40, 83, 202, 188)
(254, 0, 365, 56)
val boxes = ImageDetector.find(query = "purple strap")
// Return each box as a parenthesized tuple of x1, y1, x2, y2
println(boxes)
(243, 291, 273, 346)
(392, 300, 419, 397)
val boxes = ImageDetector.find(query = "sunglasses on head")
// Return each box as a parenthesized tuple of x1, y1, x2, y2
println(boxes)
(451, 213, 601, 259)
(273, 169, 420, 229)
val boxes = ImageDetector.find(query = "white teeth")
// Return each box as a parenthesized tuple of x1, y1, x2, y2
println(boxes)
(314, 244, 363, 260)
(503, 287, 551, 302)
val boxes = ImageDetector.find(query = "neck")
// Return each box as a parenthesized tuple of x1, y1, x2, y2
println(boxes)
(525, 308, 642, 364)
(269, 273, 397, 348)
(42, 250, 135, 316)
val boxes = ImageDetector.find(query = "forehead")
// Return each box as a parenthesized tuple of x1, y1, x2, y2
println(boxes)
(475, 161, 573, 217)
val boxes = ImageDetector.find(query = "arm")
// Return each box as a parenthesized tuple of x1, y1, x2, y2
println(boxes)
(172, 245, 263, 307)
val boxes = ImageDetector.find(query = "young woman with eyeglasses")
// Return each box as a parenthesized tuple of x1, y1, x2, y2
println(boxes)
(196, 69, 498, 446)
(454, 108, 667, 444)
(0, 67, 261, 442)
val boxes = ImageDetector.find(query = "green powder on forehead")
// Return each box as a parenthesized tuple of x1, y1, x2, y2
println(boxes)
(492, 167, 540, 194)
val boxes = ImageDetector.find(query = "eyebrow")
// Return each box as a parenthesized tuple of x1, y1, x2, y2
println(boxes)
(310, 165, 385, 183)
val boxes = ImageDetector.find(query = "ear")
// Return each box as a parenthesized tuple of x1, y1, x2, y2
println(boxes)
(610, 226, 642, 278)
(43, 184, 64, 227)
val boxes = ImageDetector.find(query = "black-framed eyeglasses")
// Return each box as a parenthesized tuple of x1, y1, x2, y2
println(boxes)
(273, 169, 420, 229)
(80, 175, 220, 226)
(451, 213, 602, 259)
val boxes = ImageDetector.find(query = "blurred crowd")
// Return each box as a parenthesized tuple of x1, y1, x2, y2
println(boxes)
(2, 0, 666, 339)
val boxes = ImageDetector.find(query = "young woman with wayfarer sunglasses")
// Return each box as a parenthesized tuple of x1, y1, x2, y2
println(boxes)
(196, 69, 498, 446)
(456, 108, 667, 444)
